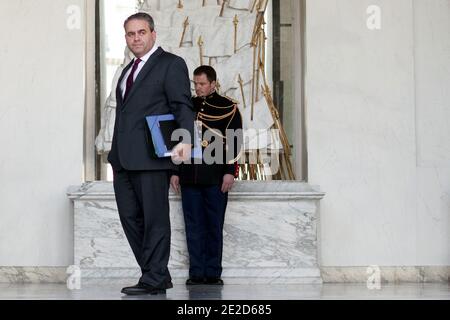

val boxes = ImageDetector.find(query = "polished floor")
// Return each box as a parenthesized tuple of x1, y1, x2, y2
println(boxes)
(0, 282, 449, 300)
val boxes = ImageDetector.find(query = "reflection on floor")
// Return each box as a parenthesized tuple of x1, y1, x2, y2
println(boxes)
(0, 282, 449, 300)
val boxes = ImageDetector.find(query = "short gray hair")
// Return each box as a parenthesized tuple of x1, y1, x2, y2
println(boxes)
(124, 12, 155, 32)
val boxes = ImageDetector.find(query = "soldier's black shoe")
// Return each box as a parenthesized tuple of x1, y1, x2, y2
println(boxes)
(186, 278, 205, 285)
(205, 278, 224, 285)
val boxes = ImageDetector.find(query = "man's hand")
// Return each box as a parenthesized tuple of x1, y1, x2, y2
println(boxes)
(221, 174, 235, 193)
(170, 175, 180, 194)
(171, 143, 192, 163)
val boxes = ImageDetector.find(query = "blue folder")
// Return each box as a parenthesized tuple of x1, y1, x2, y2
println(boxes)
(145, 114, 202, 159)
(145, 114, 178, 158)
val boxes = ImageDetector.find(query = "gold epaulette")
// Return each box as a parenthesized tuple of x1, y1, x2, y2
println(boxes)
(220, 94, 239, 105)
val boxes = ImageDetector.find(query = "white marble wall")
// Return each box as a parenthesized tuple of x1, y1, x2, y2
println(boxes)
(305, 0, 450, 267)
(413, 0, 450, 266)
(68, 181, 325, 284)
(0, 0, 86, 265)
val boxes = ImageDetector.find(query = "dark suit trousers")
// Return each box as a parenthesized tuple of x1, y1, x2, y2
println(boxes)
(113, 169, 171, 288)
(181, 185, 228, 279)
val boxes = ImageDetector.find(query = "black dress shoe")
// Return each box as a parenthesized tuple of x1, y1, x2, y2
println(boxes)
(186, 278, 205, 285)
(205, 278, 224, 285)
(121, 282, 166, 295)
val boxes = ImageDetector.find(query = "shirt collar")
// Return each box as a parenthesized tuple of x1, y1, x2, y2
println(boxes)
(134, 43, 160, 64)
(199, 90, 217, 100)
(206, 90, 217, 99)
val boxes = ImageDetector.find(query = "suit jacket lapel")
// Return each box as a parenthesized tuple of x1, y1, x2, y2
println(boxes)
(122, 47, 164, 109)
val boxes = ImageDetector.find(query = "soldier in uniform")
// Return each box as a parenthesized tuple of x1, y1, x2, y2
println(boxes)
(171, 66, 243, 286)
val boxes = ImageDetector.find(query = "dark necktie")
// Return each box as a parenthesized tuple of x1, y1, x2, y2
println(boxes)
(124, 58, 142, 100)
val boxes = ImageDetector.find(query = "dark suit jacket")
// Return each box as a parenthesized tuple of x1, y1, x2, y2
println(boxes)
(108, 47, 195, 171)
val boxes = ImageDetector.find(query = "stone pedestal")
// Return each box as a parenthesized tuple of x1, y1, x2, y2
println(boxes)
(67, 181, 325, 284)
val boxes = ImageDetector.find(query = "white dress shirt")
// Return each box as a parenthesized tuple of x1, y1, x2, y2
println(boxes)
(121, 44, 160, 99)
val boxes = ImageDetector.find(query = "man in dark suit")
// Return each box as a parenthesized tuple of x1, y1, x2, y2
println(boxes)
(108, 12, 195, 295)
